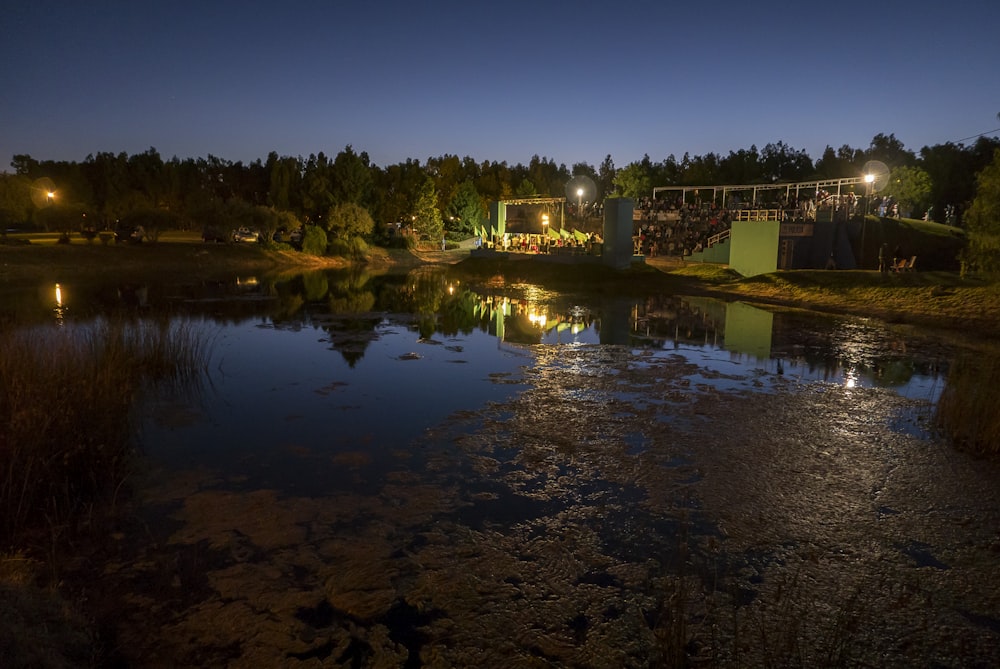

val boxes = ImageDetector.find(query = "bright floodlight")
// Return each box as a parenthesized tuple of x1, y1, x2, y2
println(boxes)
(47, 191, 55, 198)
(576, 188, 584, 197)
(864, 174, 875, 184)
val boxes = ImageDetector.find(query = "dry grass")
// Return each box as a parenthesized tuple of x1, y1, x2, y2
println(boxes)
(0, 320, 206, 545)
(937, 353, 1000, 455)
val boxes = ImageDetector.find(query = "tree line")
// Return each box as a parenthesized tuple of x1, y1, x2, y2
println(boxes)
(1, 133, 997, 246)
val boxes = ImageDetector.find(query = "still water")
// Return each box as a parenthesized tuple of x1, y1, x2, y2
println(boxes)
(9, 266, 998, 666)
(110, 267, 951, 490)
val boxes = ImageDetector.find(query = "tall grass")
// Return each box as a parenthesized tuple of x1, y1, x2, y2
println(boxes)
(937, 353, 1000, 455)
(0, 320, 206, 546)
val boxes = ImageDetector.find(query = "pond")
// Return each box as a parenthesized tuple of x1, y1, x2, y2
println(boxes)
(6, 265, 1000, 666)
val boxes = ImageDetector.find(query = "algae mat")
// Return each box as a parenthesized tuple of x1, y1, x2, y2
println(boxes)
(89, 346, 1000, 667)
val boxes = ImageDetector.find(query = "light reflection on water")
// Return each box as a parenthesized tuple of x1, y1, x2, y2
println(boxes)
(13, 268, 952, 476)
(130, 272, 952, 493)
(9, 267, 995, 664)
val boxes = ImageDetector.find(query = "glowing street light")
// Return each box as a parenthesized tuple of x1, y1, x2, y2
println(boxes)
(864, 173, 875, 216)
(576, 187, 584, 220)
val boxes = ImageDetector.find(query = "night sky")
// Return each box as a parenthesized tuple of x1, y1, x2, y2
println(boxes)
(3, 0, 998, 170)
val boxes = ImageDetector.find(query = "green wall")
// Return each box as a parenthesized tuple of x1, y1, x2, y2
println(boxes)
(729, 221, 779, 277)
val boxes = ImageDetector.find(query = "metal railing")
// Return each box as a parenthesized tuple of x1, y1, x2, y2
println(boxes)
(706, 229, 730, 248)
(731, 209, 783, 222)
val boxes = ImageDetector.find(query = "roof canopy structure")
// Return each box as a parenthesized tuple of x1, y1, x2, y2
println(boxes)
(652, 176, 872, 207)
(497, 196, 567, 206)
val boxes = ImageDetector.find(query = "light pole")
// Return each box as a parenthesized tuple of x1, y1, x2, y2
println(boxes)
(861, 174, 875, 269)
(864, 173, 874, 216)
(576, 188, 584, 221)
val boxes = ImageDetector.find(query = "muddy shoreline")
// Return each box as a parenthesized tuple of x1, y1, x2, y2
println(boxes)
(48, 345, 1000, 667)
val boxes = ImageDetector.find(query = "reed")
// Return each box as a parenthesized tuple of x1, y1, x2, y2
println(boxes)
(0, 319, 206, 546)
(936, 353, 1000, 455)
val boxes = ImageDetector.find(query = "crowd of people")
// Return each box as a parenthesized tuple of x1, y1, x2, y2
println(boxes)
(630, 190, 880, 258)
(632, 197, 736, 258)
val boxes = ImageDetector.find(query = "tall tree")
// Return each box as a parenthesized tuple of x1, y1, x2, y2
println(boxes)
(759, 142, 813, 182)
(962, 148, 1000, 273)
(0, 173, 32, 228)
(614, 159, 652, 199)
(719, 146, 762, 184)
(331, 145, 373, 207)
(867, 133, 915, 168)
(597, 154, 616, 199)
(268, 154, 302, 212)
(514, 178, 537, 198)
(920, 136, 1000, 224)
(444, 180, 485, 235)
(300, 153, 333, 223)
(884, 166, 932, 218)
(325, 202, 375, 239)
(412, 176, 443, 242)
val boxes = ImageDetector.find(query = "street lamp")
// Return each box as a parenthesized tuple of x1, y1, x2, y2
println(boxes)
(864, 173, 875, 216)
(576, 187, 584, 221)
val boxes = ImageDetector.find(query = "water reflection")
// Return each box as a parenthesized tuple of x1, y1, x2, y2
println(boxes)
(5, 265, 997, 665)
(8, 266, 951, 405)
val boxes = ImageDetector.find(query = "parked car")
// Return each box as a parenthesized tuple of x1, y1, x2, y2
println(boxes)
(273, 226, 304, 246)
(202, 226, 227, 243)
(231, 227, 259, 243)
(115, 225, 144, 244)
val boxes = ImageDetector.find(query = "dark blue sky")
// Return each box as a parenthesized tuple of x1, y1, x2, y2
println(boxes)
(3, 0, 998, 170)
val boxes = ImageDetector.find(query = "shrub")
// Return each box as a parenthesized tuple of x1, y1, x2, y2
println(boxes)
(327, 237, 351, 257)
(301, 225, 328, 256)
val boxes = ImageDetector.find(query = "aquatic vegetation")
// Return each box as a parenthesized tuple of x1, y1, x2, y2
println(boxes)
(0, 320, 206, 545)
(937, 352, 1000, 454)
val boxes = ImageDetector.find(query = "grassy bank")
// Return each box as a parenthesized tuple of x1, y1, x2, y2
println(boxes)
(672, 263, 1000, 335)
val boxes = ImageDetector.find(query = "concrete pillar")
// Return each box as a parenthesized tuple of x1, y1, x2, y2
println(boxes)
(602, 197, 634, 269)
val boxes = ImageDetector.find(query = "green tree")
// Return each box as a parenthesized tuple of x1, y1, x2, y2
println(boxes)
(267, 153, 302, 212)
(249, 205, 298, 245)
(719, 146, 762, 184)
(867, 133, 916, 168)
(372, 158, 424, 226)
(331, 145, 373, 206)
(514, 178, 537, 198)
(760, 141, 813, 182)
(614, 159, 652, 199)
(884, 166, 932, 218)
(325, 202, 375, 239)
(412, 176, 443, 242)
(920, 136, 1000, 224)
(597, 154, 616, 199)
(0, 173, 32, 229)
(300, 153, 333, 223)
(444, 180, 484, 235)
(963, 148, 1000, 274)
(301, 224, 328, 256)
(815, 144, 864, 178)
